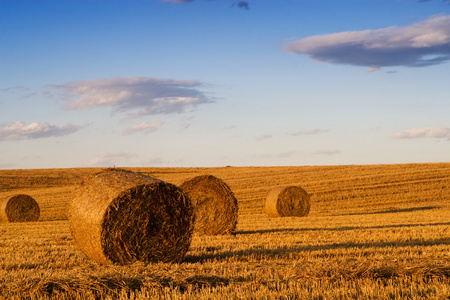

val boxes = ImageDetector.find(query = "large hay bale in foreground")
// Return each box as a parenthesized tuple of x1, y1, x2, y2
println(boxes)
(180, 175, 238, 235)
(0, 194, 40, 223)
(265, 186, 310, 218)
(69, 168, 194, 265)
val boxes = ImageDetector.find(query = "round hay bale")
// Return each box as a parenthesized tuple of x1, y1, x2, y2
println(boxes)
(265, 186, 310, 218)
(0, 194, 40, 223)
(179, 175, 238, 235)
(69, 168, 194, 265)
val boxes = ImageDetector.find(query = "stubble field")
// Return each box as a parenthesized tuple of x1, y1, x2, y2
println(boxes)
(0, 163, 449, 299)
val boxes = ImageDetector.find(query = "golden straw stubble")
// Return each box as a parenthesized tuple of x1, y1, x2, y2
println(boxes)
(69, 168, 195, 265)
(180, 175, 238, 235)
(0, 194, 40, 223)
(265, 186, 310, 218)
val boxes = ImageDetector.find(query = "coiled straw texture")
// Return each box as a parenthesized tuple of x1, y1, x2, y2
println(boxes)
(180, 175, 238, 235)
(0, 194, 40, 223)
(69, 168, 194, 265)
(265, 186, 310, 218)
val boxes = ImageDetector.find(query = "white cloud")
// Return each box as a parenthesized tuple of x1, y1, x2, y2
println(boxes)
(124, 122, 164, 135)
(46, 77, 214, 117)
(292, 128, 329, 136)
(0, 121, 87, 141)
(394, 126, 450, 139)
(283, 15, 450, 68)
(85, 152, 138, 167)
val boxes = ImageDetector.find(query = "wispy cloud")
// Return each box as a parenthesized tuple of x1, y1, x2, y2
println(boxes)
(1, 86, 31, 92)
(283, 15, 450, 70)
(1, 86, 36, 99)
(0, 121, 87, 141)
(366, 66, 381, 73)
(179, 115, 195, 129)
(123, 122, 164, 135)
(162, 0, 249, 9)
(418, 0, 450, 4)
(162, 0, 194, 2)
(292, 128, 329, 136)
(256, 134, 272, 141)
(46, 77, 214, 118)
(232, 1, 249, 9)
(85, 152, 138, 167)
(394, 126, 450, 139)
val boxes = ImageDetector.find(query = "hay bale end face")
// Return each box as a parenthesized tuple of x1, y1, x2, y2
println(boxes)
(265, 186, 310, 218)
(0, 194, 40, 223)
(180, 175, 238, 235)
(69, 168, 194, 265)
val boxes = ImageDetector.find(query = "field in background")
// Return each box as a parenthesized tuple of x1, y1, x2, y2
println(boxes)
(1, 163, 449, 299)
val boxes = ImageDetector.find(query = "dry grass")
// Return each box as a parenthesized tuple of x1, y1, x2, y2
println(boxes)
(0, 163, 449, 299)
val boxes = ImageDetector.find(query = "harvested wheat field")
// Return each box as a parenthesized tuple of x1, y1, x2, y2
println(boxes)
(0, 163, 449, 299)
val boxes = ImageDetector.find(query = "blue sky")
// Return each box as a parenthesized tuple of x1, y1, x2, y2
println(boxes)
(1, 0, 449, 169)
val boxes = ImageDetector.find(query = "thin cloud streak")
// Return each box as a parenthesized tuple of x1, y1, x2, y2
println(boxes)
(419, 0, 450, 4)
(124, 122, 164, 135)
(394, 126, 450, 139)
(233, 1, 249, 9)
(0, 121, 87, 141)
(256, 134, 272, 141)
(366, 66, 381, 72)
(283, 15, 450, 69)
(46, 77, 214, 118)
(292, 128, 329, 136)
(1, 86, 31, 92)
(163, 0, 250, 9)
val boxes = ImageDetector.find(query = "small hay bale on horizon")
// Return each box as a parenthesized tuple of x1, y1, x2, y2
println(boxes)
(180, 175, 238, 235)
(69, 168, 195, 265)
(265, 186, 310, 218)
(0, 194, 40, 223)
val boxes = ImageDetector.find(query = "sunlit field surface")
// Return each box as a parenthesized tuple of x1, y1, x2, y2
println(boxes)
(1, 163, 449, 299)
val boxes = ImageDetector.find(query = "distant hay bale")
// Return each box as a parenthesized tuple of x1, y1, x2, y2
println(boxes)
(0, 194, 40, 223)
(69, 168, 194, 265)
(180, 175, 238, 235)
(265, 186, 310, 218)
